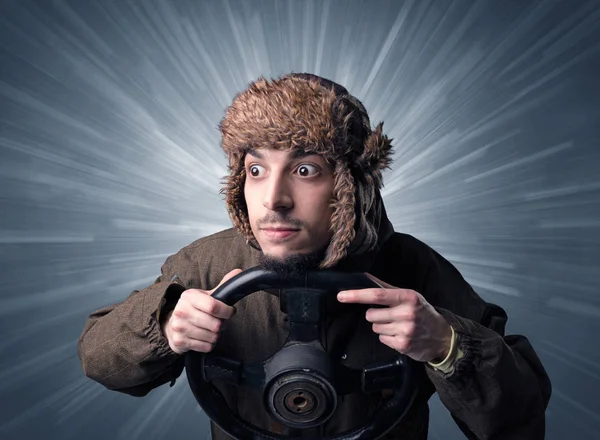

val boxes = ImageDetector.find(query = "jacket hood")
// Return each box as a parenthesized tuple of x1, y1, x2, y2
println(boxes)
(219, 73, 394, 268)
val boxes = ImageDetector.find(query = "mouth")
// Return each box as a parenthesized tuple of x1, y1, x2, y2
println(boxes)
(260, 227, 300, 242)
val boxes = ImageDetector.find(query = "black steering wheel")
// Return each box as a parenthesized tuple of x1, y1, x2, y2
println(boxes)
(185, 267, 420, 439)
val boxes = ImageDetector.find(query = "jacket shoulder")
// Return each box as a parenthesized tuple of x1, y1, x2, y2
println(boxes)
(381, 231, 435, 259)
(182, 227, 245, 251)
(171, 228, 260, 289)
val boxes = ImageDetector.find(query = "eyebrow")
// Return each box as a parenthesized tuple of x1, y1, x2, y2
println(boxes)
(290, 148, 315, 159)
(246, 148, 264, 159)
(245, 148, 319, 160)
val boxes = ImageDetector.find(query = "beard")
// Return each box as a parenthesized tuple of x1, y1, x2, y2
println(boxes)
(259, 247, 326, 279)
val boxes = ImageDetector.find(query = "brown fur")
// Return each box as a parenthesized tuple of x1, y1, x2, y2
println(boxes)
(219, 74, 393, 268)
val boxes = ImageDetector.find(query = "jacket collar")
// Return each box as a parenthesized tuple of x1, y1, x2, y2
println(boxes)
(333, 201, 394, 274)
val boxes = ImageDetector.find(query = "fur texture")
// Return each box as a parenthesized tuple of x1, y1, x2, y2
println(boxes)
(219, 73, 394, 268)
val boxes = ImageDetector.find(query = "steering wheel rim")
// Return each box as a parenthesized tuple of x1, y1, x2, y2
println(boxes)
(185, 267, 420, 440)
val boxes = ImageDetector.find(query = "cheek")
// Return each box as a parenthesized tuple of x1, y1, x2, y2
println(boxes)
(243, 183, 258, 224)
(315, 187, 335, 228)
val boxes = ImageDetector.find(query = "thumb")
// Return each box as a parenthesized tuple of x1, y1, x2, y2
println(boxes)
(209, 268, 243, 293)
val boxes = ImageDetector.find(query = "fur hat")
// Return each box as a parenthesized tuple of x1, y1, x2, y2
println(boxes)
(219, 73, 394, 268)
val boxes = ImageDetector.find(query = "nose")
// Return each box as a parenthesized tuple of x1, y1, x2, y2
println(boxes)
(263, 174, 293, 211)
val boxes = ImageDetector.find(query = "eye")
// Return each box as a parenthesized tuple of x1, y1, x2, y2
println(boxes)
(296, 164, 320, 177)
(248, 165, 265, 177)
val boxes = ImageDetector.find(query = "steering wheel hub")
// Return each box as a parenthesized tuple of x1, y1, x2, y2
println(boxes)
(284, 388, 314, 414)
(263, 343, 337, 428)
(267, 371, 336, 427)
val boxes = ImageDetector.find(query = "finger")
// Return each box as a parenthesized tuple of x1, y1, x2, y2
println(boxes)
(210, 268, 244, 293)
(202, 269, 242, 318)
(365, 305, 415, 323)
(173, 306, 225, 331)
(169, 321, 220, 344)
(170, 333, 214, 354)
(337, 287, 412, 306)
(371, 322, 398, 336)
(372, 321, 416, 338)
(182, 290, 236, 320)
(186, 340, 215, 353)
(379, 334, 411, 354)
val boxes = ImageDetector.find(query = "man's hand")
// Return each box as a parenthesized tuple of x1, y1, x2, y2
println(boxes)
(163, 269, 242, 355)
(337, 273, 452, 363)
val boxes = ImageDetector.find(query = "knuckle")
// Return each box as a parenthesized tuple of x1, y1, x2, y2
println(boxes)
(397, 338, 410, 352)
(407, 292, 419, 305)
(211, 319, 222, 333)
(180, 290, 193, 301)
(404, 310, 417, 322)
(200, 342, 214, 353)
(173, 309, 187, 319)
(170, 323, 184, 333)
(404, 338, 413, 350)
(374, 289, 387, 302)
(171, 335, 185, 348)
(204, 299, 219, 315)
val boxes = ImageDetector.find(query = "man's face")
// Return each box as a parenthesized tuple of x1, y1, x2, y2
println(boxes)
(244, 148, 335, 261)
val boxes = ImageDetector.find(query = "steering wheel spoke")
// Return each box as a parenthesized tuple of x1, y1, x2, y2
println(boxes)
(280, 288, 326, 344)
(361, 359, 408, 393)
(190, 352, 266, 389)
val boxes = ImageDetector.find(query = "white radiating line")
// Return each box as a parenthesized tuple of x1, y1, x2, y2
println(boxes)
(465, 142, 572, 183)
(546, 297, 600, 319)
(0, 231, 95, 243)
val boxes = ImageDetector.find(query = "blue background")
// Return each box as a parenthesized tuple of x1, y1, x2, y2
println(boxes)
(0, 1, 599, 439)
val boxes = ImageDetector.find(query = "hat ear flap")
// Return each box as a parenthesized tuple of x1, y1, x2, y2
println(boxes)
(321, 162, 356, 268)
(222, 162, 256, 246)
(357, 122, 394, 187)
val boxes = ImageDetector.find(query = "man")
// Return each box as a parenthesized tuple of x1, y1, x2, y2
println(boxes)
(78, 73, 551, 439)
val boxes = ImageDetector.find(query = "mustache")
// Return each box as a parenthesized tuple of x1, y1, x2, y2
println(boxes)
(257, 213, 305, 228)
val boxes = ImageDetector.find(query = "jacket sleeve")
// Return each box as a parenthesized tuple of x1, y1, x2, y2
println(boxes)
(422, 246, 552, 440)
(77, 250, 193, 397)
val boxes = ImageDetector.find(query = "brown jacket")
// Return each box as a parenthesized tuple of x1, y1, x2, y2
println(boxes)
(78, 222, 551, 439)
